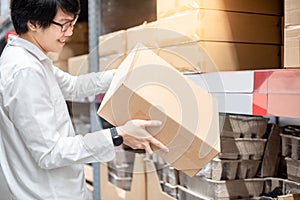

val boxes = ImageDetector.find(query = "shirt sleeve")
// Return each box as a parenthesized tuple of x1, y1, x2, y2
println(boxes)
(52, 66, 114, 101)
(5, 67, 115, 169)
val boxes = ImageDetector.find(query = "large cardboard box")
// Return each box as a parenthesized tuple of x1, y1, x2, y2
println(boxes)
(97, 44, 220, 177)
(157, 0, 282, 19)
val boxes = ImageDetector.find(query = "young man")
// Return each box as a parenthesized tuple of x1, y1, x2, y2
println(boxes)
(0, 0, 167, 199)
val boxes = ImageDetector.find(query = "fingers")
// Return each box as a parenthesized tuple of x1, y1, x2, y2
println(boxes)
(123, 136, 168, 154)
(144, 143, 153, 154)
(143, 138, 169, 154)
(141, 120, 162, 127)
(121, 119, 168, 154)
(149, 137, 169, 153)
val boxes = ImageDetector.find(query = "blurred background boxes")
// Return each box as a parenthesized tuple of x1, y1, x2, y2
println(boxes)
(157, 0, 282, 19)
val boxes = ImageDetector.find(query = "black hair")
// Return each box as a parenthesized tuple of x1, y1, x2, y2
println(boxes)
(10, 0, 80, 34)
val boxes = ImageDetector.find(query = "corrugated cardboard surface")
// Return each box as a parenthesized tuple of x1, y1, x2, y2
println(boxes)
(96, 8, 281, 72)
(157, 0, 282, 19)
(285, 0, 300, 26)
(128, 9, 281, 45)
(284, 26, 300, 68)
(67, 53, 125, 75)
(98, 44, 220, 177)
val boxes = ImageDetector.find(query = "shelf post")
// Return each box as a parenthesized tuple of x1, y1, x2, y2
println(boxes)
(88, 0, 102, 200)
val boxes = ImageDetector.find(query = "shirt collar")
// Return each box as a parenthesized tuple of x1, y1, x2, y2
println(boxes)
(7, 35, 50, 62)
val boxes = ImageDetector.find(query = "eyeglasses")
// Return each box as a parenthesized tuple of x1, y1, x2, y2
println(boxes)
(51, 15, 78, 32)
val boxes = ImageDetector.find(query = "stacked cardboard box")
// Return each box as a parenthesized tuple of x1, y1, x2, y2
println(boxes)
(156, 0, 282, 71)
(284, 0, 300, 68)
(69, 0, 283, 75)
(157, 0, 282, 19)
(67, 30, 126, 75)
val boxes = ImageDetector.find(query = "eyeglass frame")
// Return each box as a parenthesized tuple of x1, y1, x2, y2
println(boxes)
(51, 15, 79, 32)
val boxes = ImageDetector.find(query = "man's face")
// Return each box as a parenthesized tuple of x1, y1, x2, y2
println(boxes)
(28, 8, 76, 54)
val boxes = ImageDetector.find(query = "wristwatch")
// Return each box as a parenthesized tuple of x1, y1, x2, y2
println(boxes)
(110, 127, 123, 146)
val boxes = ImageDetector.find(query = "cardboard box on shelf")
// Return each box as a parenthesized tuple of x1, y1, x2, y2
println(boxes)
(157, 41, 281, 72)
(67, 54, 89, 75)
(126, 10, 281, 71)
(95, 5, 282, 73)
(48, 42, 89, 72)
(126, 25, 281, 72)
(284, 26, 300, 68)
(48, 43, 89, 62)
(67, 53, 125, 76)
(99, 53, 126, 72)
(285, 0, 300, 26)
(129, 9, 281, 45)
(198, 41, 281, 71)
(97, 44, 220, 177)
(98, 30, 127, 57)
(157, 0, 282, 19)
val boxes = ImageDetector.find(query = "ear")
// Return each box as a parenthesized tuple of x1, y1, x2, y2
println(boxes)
(27, 21, 38, 32)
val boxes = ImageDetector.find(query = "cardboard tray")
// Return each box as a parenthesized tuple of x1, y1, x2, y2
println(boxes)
(179, 172, 265, 199)
(200, 158, 261, 180)
(220, 137, 267, 160)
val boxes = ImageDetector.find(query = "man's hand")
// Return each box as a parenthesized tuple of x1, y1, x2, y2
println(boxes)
(116, 120, 169, 154)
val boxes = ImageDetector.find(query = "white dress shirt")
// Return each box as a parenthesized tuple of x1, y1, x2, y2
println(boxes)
(0, 35, 115, 199)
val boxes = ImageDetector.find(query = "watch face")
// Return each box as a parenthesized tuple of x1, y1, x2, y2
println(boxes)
(113, 136, 123, 146)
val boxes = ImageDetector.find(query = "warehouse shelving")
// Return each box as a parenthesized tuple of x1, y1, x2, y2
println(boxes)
(88, 0, 102, 200)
